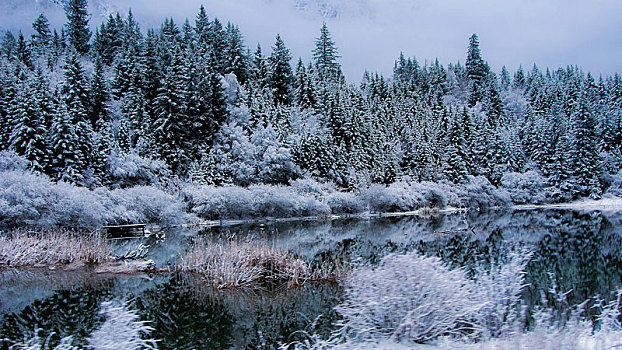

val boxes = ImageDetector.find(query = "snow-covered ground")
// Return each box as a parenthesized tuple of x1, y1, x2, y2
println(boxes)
(513, 196, 622, 212)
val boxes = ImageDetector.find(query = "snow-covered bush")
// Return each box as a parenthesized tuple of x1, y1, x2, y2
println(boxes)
(604, 171, 622, 197)
(250, 185, 331, 218)
(106, 186, 186, 226)
(362, 182, 451, 213)
(500, 171, 556, 204)
(106, 152, 171, 189)
(183, 184, 255, 220)
(87, 301, 158, 350)
(0, 170, 109, 230)
(336, 252, 485, 343)
(460, 176, 512, 210)
(0, 164, 184, 230)
(325, 192, 366, 214)
(474, 250, 532, 338)
(291, 179, 335, 200)
(0, 150, 29, 172)
(362, 183, 418, 213)
(183, 183, 330, 220)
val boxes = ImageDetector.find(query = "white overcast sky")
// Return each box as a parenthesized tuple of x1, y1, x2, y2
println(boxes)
(2, 0, 621, 80)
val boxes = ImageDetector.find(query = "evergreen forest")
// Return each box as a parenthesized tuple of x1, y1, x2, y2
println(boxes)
(2, 0, 622, 202)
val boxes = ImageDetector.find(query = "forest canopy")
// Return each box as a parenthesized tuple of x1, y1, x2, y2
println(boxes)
(1, 1, 621, 202)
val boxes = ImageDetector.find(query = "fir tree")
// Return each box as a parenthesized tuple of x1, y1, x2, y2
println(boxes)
(1, 31, 16, 58)
(465, 33, 489, 106)
(8, 78, 47, 172)
(31, 14, 52, 55)
(267, 34, 294, 106)
(294, 58, 316, 110)
(312, 23, 341, 82)
(16, 32, 33, 69)
(571, 97, 602, 198)
(64, 0, 92, 54)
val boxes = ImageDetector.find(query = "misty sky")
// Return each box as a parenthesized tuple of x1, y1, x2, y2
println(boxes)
(2, 0, 621, 80)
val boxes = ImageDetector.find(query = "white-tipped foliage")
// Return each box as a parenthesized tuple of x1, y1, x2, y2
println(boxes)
(87, 301, 158, 350)
(336, 252, 486, 343)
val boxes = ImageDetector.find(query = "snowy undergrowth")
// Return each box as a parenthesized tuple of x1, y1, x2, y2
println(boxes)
(183, 176, 514, 221)
(0, 158, 186, 230)
(286, 250, 622, 349)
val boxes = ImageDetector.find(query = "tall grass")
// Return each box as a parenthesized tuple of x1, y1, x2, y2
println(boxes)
(176, 237, 347, 289)
(0, 230, 112, 266)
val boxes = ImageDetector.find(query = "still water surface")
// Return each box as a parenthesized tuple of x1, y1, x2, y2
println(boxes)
(1, 208, 622, 349)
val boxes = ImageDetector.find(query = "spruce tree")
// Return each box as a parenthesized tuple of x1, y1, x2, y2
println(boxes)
(64, 0, 91, 54)
(31, 14, 52, 55)
(294, 58, 316, 110)
(465, 33, 489, 106)
(225, 23, 248, 84)
(267, 34, 294, 106)
(8, 79, 47, 172)
(153, 49, 191, 172)
(16, 32, 33, 69)
(1, 31, 16, 58)
(571, 97, 602, 198)
(312, 23, 341, 82)
(49, 104, 84, 183)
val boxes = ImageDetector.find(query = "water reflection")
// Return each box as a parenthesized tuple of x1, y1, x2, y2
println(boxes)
(1, 209, 622, 349)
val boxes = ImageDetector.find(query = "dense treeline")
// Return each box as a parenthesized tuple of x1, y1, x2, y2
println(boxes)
(1, 1, 621, 200)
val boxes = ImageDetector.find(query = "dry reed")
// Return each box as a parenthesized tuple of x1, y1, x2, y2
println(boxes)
(0, 230, 113, 267)
(176, 237, 346, 289)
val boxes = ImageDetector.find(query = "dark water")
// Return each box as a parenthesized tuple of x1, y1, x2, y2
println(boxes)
(1, 209, 622, 349)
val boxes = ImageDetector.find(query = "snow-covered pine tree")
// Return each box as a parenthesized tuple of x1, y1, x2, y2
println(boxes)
(465, 33, 489, 107)
(8, 77, 47, 172)
(571, 96, 602, 198)
(31, 14, 52, 56)
(64, 0, 91, 54)
(294, 58, 317, 110)
(267, 34, 294, 106)
(312, 23, 341, 83)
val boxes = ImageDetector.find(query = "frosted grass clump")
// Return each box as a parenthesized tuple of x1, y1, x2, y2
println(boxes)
(87, 301, 158, 350)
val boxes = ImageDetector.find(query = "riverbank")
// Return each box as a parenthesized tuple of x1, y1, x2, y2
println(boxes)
(513, 196, 622, 211)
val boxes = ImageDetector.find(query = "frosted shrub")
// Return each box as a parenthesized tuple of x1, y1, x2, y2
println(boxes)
(106, 152, 171, 189)
(474, 250, 532, 338)
(362, 182, 451, 213)
(500, 171, 556, 204)
(0, 231, 112, 266)
(325, 192, 366, 214)
(0, 170, 108, 230)
(362, 183, 417, 213)
(291, 179, 335, 200)
(108, 186, 186, 226)
(460, 176, 512, 210)
(410, 182, 448, 208)
(184, 184, 254, 220)
(87, 301, 158, 350)
(249, 185, 330, 218)
(177, 238, 344, 288)
(604, 170, 622, 197)
(183, 183, 330, 220)
(0, 150, 28, 172)
(336, 252, 485, 344)
(0, 167, 184, 229)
